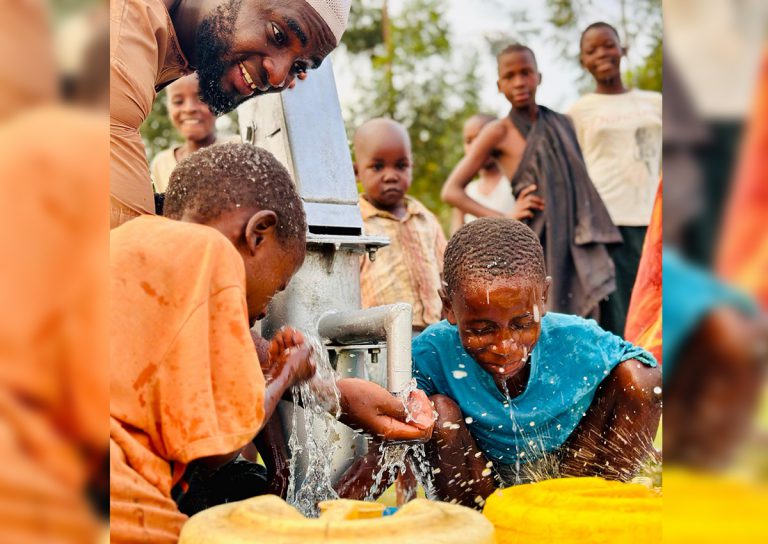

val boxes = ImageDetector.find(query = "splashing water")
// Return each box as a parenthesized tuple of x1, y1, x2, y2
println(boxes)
(498, 370, 561, 487)
(285, 333, 342, 517)
(363, 379, 438, 502)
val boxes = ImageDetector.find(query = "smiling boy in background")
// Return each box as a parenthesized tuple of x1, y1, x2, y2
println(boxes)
(441, 44, 621, 321)
(150, 73, 239, 194)
(567, 22, 662, 335)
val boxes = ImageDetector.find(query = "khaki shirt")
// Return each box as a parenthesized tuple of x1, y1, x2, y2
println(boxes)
(359, 196, 447, 330)
(110, 0, 190, 218)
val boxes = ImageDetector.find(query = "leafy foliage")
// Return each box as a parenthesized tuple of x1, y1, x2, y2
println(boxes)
(341, 0, 483, 231)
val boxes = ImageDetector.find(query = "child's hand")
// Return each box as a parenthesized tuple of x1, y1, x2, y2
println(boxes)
(508, 184, 545, 220)
(405, 389, 437, 431)
(266, 327, 316, 386)
(337, 379, 435, 442)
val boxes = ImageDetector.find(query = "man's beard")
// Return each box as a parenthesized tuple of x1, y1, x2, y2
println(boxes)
(195, 0, 244, 115)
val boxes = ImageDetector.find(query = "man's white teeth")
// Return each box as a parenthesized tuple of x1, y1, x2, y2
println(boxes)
(239, 62, 258, 91)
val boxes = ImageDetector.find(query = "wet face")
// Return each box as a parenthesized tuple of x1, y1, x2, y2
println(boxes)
(497, 50, 540, 110)
(580, 26, 623, 83)
(166, 74, 217, 143)
(195, 0, 336, 115)
(445, 276, 547, 383)
(242, 236, 305, 325)
(356, 125, 412, 213)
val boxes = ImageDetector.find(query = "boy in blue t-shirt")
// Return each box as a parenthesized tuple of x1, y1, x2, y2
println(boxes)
(414, 218, 661, 508)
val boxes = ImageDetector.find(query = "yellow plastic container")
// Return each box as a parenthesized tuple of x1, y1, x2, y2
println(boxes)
(483, 477, 660, 544)
(179, 495, 496, 544)
(664, 467, 768, 543)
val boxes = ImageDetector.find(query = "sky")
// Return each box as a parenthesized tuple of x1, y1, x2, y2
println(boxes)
(332, 0, 659, 117)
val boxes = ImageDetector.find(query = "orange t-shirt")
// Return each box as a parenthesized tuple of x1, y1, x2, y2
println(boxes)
(0, 106, 108, 543)
(717, 50, 768, 309)
(110, 216, 266, 543)
(110, 0, 190, 216)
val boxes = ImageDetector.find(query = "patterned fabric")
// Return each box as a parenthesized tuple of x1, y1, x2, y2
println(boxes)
(359, 196, 447, 329)
(625, 180, 663, 364)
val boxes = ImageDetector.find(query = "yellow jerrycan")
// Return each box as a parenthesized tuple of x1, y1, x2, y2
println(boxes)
(179, 495, 496, 544)
(483, 477, 660, 544)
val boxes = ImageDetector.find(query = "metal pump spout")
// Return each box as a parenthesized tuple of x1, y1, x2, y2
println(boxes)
(318, 303, 413, 395)
(238, 58, 414, 484)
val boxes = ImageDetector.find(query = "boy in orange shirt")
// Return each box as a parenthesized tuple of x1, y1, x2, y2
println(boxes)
(110, 143, 432, 543)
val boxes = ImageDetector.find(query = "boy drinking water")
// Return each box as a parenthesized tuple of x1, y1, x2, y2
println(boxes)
(355, 118, 447, 333)
(414, 218, 661, 508)
(110, 143, 432, 542)
(442, 45, 621, 320)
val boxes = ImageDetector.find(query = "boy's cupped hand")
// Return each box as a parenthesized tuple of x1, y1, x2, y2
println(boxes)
(266, 327, 316, 386)
(337, 379, 436, 442)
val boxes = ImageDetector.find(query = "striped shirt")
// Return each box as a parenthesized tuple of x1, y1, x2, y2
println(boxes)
(359, 196, 447, 330)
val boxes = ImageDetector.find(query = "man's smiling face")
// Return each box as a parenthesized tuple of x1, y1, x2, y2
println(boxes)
(194, 0, 336, 115)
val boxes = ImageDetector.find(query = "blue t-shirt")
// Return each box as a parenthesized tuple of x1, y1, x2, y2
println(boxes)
(662, 250, 757, 382)
(412, 313, 656, 465)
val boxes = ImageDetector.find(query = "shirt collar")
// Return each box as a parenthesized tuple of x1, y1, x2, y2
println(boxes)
(359, 195, 425, 220)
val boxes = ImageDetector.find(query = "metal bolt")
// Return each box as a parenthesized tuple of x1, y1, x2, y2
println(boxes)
(370, 348, 380, 364)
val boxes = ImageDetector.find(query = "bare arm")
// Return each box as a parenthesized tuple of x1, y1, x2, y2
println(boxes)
(441, 121, 508, 218)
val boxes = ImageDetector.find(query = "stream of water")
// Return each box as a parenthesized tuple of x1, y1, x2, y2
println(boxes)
(285, 334, 342, 517)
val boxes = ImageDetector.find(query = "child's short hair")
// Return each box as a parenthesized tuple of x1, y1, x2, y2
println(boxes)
(164, 142, 307, 246)
(579, 21, 621, 48)
(444, 218, 546, 295)
(497, 43, 537, 66)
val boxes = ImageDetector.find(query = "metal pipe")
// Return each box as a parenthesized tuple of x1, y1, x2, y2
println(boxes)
(317, 303, 413, 394)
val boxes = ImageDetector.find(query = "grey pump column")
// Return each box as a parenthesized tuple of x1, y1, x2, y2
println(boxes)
(238, 59, 413, 483)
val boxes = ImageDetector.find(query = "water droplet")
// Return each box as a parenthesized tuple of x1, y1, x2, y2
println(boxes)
(653, 386, 662, 395)
(529, 421, 536, 427)
(452, 370, 468, 379)
(481, 468, 492, 477)
(465, 416, 474, 424)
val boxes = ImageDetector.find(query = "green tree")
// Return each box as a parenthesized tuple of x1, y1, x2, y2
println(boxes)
(140, 89, 177, 164)
(341, 0, 483, 231)
(625, 35, 662, 92)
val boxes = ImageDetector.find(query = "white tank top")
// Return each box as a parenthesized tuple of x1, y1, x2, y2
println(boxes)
(464, 176, 515, 222)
